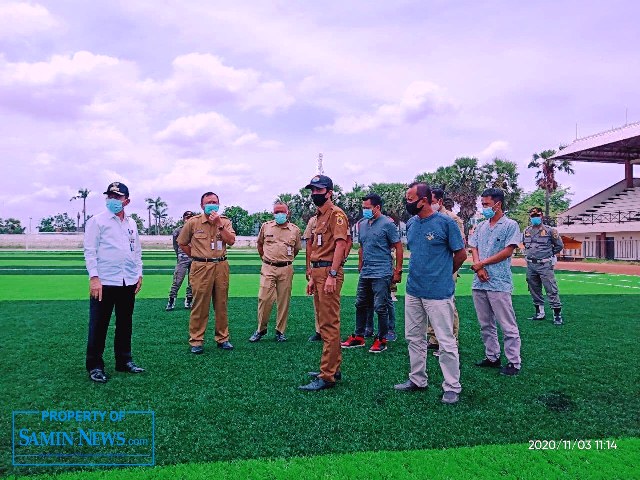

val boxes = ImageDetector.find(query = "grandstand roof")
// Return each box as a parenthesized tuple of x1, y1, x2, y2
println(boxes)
(551, 122, 640, 164)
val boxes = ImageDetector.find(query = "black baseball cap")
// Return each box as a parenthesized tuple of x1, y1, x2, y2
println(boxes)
(305, 174, 333, 190)
(103, 182, 129, 197)
(183, 210, 195, 218)
(529, 207, 543, 216)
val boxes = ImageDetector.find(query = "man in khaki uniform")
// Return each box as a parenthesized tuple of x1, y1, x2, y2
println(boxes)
(178, 192, 236, 354)
(249, 201, 302, 342)
(299, 175, 349, 391)
(427, 190, 465, 354)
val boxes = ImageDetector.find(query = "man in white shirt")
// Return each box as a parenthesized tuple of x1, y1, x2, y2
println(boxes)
(84, 182, 144, 383)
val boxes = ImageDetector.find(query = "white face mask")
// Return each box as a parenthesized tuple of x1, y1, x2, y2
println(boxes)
(431, 203, 441, 212)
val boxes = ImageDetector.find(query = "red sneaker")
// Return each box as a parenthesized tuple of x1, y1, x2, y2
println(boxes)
(341, 335, 366, 348)
(369, 338, 388, 353)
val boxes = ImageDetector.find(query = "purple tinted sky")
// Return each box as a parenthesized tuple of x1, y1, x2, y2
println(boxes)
(1, 0, 639, 228)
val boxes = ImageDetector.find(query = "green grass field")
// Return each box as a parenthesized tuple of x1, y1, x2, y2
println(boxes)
(1, 250, 639, 479)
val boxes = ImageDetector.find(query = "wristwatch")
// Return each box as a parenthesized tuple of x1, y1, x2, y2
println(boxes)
(328, 269, 338, 278)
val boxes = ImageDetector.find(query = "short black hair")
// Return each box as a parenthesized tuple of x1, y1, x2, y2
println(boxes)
(481, 188, 504, 205)
(362, 193, 383, 207)
(408, 181, 432, 201)
(200, 191, 219, 204)
(432, 188, 445, 201)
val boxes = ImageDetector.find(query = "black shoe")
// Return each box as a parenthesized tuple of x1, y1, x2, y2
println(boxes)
(308, 332, 322, 342)
(385, 330, 397, 342)
(499, 362, 520, 376)
(275, 331, 287, 342)
(184, 297, 193, 309)
(218, 341, 234, 350)
(190, 346, 204, 354)
(427, 342, 439, 350)
(308, 371, 342, 381)
(393, 379, 427, 391)
(115, 361, 145, 373)
(553, 314, 564, 326)
(528, 312, 546, 320)
(249, 330, 267, 342)
(363, 328, 374, 338)
(89, 368, 108, 383)
(475, 357, 502, 368)
(298, 378, 335, 391)
(165, 297, 176, 311)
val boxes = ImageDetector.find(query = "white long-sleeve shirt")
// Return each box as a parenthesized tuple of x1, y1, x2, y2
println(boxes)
(84, 210, 143, 286)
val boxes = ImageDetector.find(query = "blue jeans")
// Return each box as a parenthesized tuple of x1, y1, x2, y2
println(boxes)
(356, 276, 391, 339)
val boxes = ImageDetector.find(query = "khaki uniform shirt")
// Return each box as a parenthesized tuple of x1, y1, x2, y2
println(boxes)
(310, 203, 349, 262)
(257, 220, 302, 263)
(442, 207, 465, 238)
(303, 216, 317, 240)
(177, 214, 235, 259)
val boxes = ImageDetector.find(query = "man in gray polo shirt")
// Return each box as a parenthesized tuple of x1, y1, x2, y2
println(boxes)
(341, 193, 403, 353)
(469, 188, 522, 376)
(394, 182, 466, 404)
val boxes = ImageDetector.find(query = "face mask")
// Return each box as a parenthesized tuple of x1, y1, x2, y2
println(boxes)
(311, 193, 328, 207)
(531, 216, 542, 226)
(204, 204, 219, 215)
(362, 208, 374, 219)
(431, 203, 441, 212)
(405, 199, 423, 216)
(274, 213, 287, 224)
(482, 207, 495, 219)
(106, 198, 123, 214)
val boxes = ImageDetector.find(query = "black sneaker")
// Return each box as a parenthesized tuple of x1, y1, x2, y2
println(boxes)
(308, 332, 322, 342)
(275, 331, 287, 342)
(385, 330, 397, 342)
(249, 330, 267, 342)
(475, 357, 502, 368)
(89, 368, 108, 383)
(528, 311, 545, 320)
(165, 297, 176, 311)
(499, 362, 520, 376)
(184, 297, 193, 309)
(115, 361, 145, 373)
(553, 314, 564, 326)
(190, 346, 204, 354)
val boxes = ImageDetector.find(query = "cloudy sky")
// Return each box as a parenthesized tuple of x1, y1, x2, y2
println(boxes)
(1, 0, 638, 229)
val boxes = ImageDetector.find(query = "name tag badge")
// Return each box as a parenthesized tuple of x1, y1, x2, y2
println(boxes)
(287, 246, 293, 256)
(217, 240, 223, 250)
(211, 241, 216, 250)
(317, 234, 322, 246)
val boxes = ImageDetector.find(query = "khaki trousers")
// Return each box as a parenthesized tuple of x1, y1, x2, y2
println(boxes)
(257, 263, 294, 333)
(428, 272, 459, 344)
(311, 266, 344, 382)
(189, 260, 230, 346)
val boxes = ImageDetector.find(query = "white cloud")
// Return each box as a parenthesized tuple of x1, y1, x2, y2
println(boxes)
(155, 112, 242, 145)
(478, 140, 510, 160)
(320, 81, 456, 134)
(0, 2, 59, 39)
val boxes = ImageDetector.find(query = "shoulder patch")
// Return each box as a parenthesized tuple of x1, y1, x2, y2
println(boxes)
(336, 215, 345, 226)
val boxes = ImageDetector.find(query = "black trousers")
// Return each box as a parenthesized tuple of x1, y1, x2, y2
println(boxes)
(86, 284, 136, 372)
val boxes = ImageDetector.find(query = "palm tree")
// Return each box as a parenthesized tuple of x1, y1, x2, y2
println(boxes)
(528, 149, 574, 219)
(145, 197, 168, 235)
(70, 188, 90, 230)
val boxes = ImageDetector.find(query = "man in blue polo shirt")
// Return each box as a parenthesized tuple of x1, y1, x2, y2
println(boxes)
(341, 193, 403, 353)
(394, 182, 467, 404)
(469, 188, 522, 376)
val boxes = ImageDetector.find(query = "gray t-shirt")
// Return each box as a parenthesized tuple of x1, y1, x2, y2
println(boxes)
(469, 216, 521, 292)
(358, 215, 400, 278)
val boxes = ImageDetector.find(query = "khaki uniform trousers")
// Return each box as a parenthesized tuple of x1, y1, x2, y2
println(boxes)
(311, 266, 344, 382)
(257, 263, 294, 333)
(189, 260, 230, 345)
(428, 272, 460, 345)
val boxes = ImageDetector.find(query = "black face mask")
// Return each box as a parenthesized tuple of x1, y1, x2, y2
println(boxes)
(311, 193, 328, 207)
(405, 199, 423, 216)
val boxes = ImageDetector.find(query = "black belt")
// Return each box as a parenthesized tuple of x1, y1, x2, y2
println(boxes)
(191, 256, 227, 263)
(311, 261, 333, 268)
(263, 260, 292, 267)
(527, 257, 552, 264)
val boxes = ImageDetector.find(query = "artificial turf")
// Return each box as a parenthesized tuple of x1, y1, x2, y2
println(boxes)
(1, 251, 639, 479)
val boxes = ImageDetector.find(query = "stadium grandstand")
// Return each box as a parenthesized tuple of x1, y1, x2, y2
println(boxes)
(553, 122, 640, 261)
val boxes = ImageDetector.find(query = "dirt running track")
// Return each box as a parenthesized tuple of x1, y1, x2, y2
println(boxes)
(511, 258, 640, 276)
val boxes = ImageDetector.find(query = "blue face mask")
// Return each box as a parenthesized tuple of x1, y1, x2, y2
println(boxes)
(482, 207, 495, 220)
(362, 208, 374, 219)
(531, 216, 542, 226)
(106, 198, 123, 214)
(204, 204, 219, 215)
(274, 213, 287, 224)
